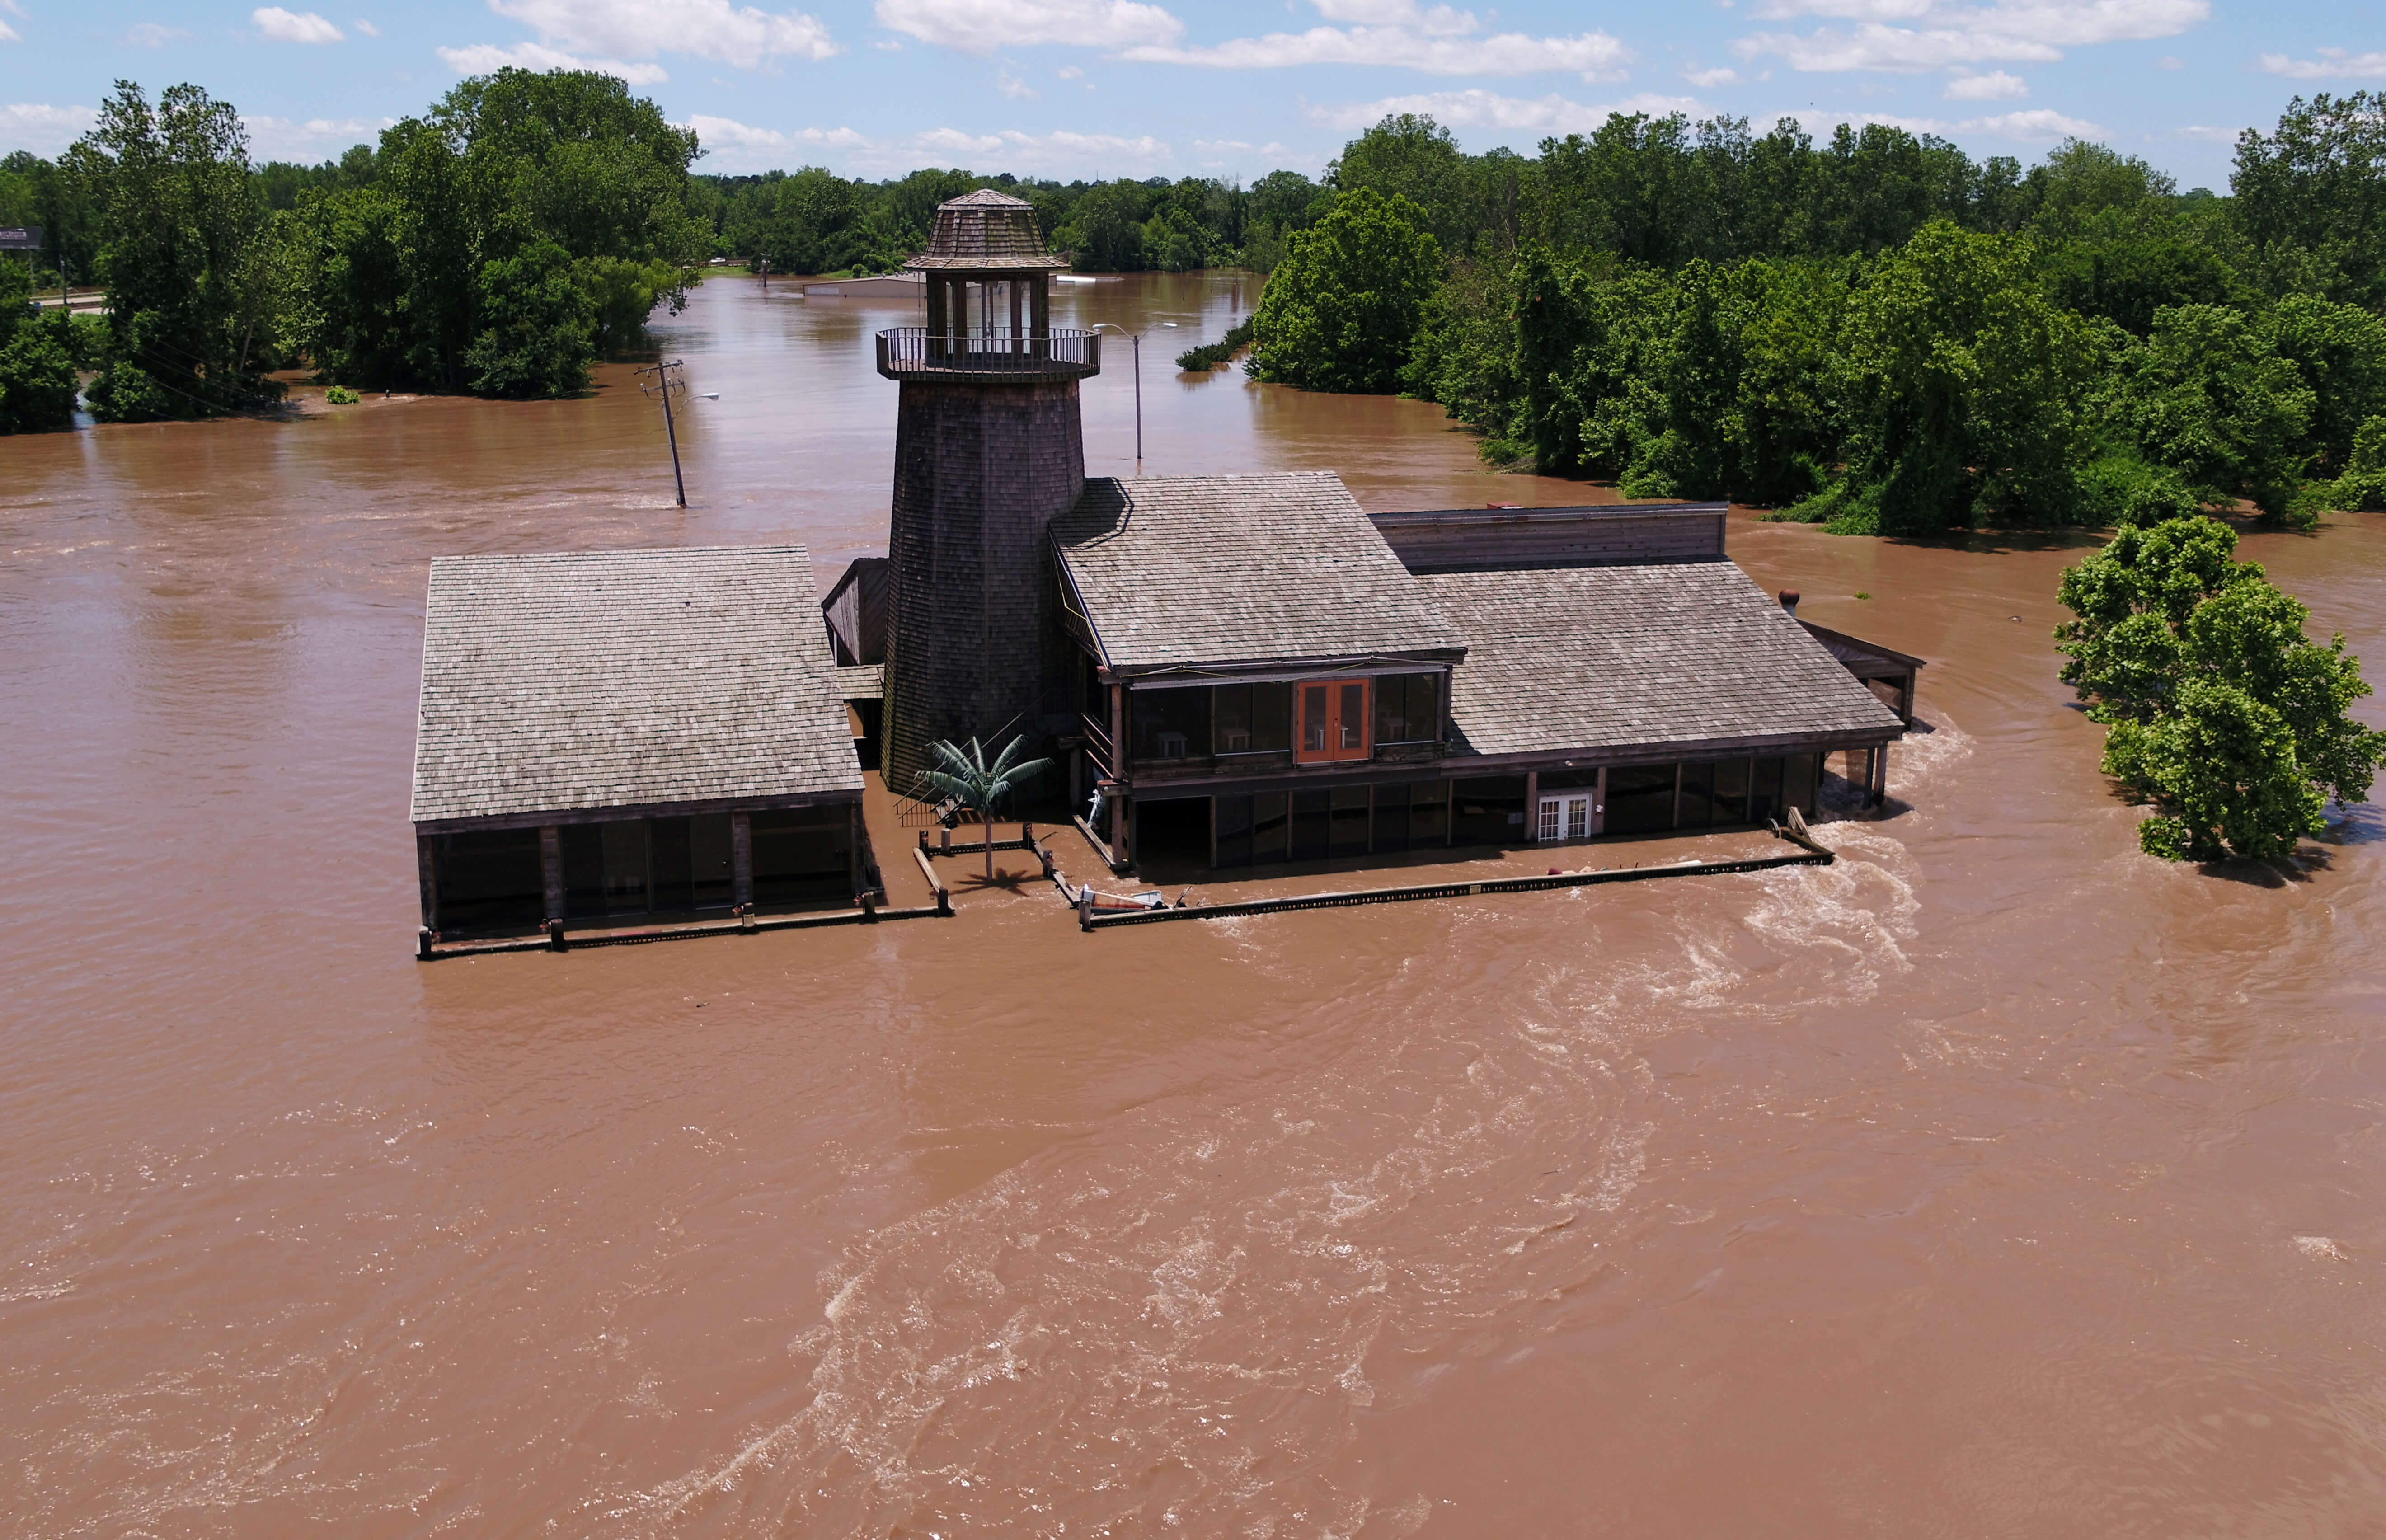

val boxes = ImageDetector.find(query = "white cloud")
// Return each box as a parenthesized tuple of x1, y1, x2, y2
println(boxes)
(682, 113, 787, 147)
(997, 70, 1036, 97)
(1943, 68, 2025, 98)
(2154, 53, 2181, 67)
(125, 22, 189, 45)
(2175, 123, 2235, 141)
(486, 0, 838, 67)
(1685, 66, 1741, 85)
(242, 113, 392, 158)
(1738, 0, 2207, 72)
(1057, 64, 1082, 77)
(1311, 88, 1702, 134)
(436, 39, 671, 82)
(1968, 107, 2096, 136)
(354, 18, 380, 35)
(254, 7, 346, 43)
(1126, 22, 1631, 80)
(875, 0, 1181, 52)
(2259, 49, 2386, 81)
(0, 103, 98, 153)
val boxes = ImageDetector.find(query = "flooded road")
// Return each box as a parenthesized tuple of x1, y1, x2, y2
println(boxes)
(3, 271, 2384, 1537)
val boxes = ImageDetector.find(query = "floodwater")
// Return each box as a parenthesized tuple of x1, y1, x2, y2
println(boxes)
(4, 270, 2385, 1538)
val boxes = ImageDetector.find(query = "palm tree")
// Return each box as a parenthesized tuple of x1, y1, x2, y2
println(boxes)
(922, 735, 1054, 881)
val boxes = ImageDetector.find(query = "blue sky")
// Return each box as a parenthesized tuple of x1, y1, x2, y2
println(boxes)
(2, 0, 2381, 188)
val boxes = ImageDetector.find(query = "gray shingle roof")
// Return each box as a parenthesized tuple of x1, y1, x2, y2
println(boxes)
(1052, 473, 1468, 674)
(411, 545, 862, 825)
(905, 187, 1067, 271)
(1420, 562, 1905, 758)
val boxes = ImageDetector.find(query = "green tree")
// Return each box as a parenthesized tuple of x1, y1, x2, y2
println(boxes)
(2056, 516, 2384, 859)
(2232, 91, 2386, 305)
(465, 238, 594, 397)
(2327, 414, 2386, 510)
(921, 736, 1053, 881)
(70, 80, 287, 420)
(1329, 114, 1472, 253)
(1826, 221, 2096, 533)
(2122, 304, 2314, 520)
(1248, 188, 1442, 394)
(0, 256, 80, 433)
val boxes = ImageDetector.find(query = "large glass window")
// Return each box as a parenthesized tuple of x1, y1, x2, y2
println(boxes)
(434, 827, 545, 934)
(1605, 764, 1678, 835)
(1749, 758, 1785, 826)
(1296, 679, 1370, 763)
(1409, 782, 1450, 847)
(751, 806, 850, 909)
(1212, 681, 1291, 754)
(1253, 792, 1290, 863)
(1373, 783, 1409, 853)
(1215, 795, 1254, 869)
(1330, 786, 1371, 857)
(1291, 789, 1332, 861)
(1712, 759, 1751, 826)
(1132, 685, 1210, 761)
(1452, 776, 1527, 846)
(1677, 762, 1715, 829)
(1372, 673, 1440, 745)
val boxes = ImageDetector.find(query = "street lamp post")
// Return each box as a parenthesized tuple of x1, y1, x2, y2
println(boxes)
(1091, 322, 1141, 472)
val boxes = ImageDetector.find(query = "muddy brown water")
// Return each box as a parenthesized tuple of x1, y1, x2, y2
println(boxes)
(4, 270, 2385, 1537)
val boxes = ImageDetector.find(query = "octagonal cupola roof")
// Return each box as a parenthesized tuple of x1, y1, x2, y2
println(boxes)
(904, 188, 1067, 272)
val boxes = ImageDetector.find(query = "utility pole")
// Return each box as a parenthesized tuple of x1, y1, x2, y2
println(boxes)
(636, 358, 688, 508)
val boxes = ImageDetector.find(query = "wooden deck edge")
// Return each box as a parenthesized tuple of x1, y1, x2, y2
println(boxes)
(1082, 846, 1832, 930)
(1072, 814, 1130, 873)
(417, 903, 944, 959)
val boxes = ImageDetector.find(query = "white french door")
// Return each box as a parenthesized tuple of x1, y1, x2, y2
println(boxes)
(1536, 794, 1592, 842)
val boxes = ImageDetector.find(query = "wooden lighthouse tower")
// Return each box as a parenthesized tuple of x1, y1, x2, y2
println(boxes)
(874, 188, 1100, 791)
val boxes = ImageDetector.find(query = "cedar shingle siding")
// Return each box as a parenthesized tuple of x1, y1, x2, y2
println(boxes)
(410, 545, 861, 825)
(1052, 473, 1468, 673)
(1420, 563, 1904, 758)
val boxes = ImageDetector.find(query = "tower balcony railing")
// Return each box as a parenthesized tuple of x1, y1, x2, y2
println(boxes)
(875, 325, 1101, 382)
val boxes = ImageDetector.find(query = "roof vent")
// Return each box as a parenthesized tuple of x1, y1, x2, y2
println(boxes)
(1778, 590, 1800, 616)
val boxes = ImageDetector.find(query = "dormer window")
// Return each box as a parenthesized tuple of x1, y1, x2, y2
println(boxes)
(1296, 679, 1371, 763)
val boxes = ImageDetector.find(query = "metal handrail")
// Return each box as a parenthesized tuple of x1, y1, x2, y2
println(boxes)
(876, 326, 1099, 372)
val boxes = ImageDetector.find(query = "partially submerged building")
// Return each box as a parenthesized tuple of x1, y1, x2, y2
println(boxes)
(409, 545, 871, 940)
(407, 188, 1921, 945)
(1047, 479, 1911, 870)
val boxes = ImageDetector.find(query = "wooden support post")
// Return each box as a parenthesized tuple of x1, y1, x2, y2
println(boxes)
(1592, 765, 1608, 836)
(1079, 884, 1094, 931)
(1672, 762, 1686, 829)
(1899, 672, 1916, 728)
(1008, 279, 1023, 353)
(730, 811, 753, 913)
(415, 833, 440, 935)
(1117, 796, 1135, 870)
(1872, 743, 1890, 806)
(539, 826, 564, 924)
(1108, 682, 1126, 781)
(849, 802, 865, 903)
(1524, 770, 1540, 842)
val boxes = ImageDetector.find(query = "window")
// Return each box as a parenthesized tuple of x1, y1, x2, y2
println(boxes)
(750, 806, 850, 909)
(1372, 672, 1440, 745)
(1296, 678, 1370, 763)
(1330, 786, 1370, 857)
(1605, 764, 1677, 835)
(1677, 761, 1715, 829)
(1712, 759, 1750, 826)
(1132, 685, 1210, 761)
(1212, 681, 1291, 754)
(1291, 789, 1332, 861)
(1749, 758, 1785, 826)
(433, 828, 545, 935)
(1452, 776, 1527, 846)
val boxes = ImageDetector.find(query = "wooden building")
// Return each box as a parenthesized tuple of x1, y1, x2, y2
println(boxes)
(409, 545, 873, 941)
(1048, 475, 1915, 871)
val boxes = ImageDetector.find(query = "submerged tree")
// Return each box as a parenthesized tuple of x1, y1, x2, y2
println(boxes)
(1247, 188, 1442, 394)
(2055, 516, 2385, 860)
(921, 735, 1053, 881)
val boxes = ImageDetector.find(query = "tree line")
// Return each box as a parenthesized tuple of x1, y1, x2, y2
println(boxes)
(1252, 100, 2386, 535)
